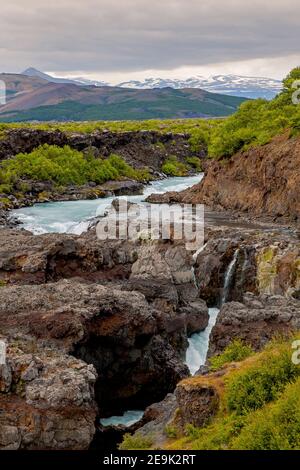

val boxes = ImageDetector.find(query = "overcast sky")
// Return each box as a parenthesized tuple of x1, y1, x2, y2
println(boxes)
(1, 0, 299, 82)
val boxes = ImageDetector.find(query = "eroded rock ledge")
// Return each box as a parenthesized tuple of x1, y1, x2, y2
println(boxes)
(146, 134, 300, 224)
(0, 228, 209, 449)
(0, 221, 299, 450)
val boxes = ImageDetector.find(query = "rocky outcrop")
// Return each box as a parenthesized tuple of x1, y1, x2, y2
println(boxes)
(0, 229, 209, 332)
(174, 377, 219, 428)
(193, 229, 300, 306)
(0, 341, 97, 450)
(0, 279, 191, 449)
(124, 363, 237, 449)
(0, 227, 211, 449)
(208, 293, 300, 356)
(0, 129, 203, 172)
(146, 134, 300, 224)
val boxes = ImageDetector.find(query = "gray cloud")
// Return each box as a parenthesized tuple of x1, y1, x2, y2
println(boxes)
(0, 0, 299, 74)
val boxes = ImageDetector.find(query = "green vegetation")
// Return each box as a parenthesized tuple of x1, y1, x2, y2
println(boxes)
(0, 117, 218, 153)
(209, 339, 254, 372)
(0, 145, 150, 192)
(226, 341, 298, 415)
(208, 67, 300, 158)
(185, 156, 202, 171)
(119, 433, 153, 450)
(0, 67, 299, 186)
(162, 156, 189, 176)
(164, 425, 179, 438)
(0, 88, 246, 123)
(165, 337, 300, 450)
(232, 379, 300, 450)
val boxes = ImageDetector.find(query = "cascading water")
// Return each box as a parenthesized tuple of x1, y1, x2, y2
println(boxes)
(185, 307, 220, 375)
(100, 410, 144, 428)
(185, 248, 240, 375)
(221, 248, 239, 305)
(12, 174, 203, 234)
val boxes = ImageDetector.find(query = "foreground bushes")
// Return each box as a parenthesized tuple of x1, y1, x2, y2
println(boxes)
(0, 144, 150, 190)
(165, 337, 300, 450)
(209, 339, 254, 372)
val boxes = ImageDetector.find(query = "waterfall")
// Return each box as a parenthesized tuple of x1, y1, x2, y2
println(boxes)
(191, 242, 208, 290)
(192, 242, 208, 262)
(185, 307, 220, 375)
(221, 248, 239, 305)
(186, 247, 240, 375)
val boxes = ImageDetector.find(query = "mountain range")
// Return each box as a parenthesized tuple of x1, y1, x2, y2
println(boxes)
(117, 75, 282, 99)
(0, 69, 247, 122)
(0, 67, 282, 122)
(22, 68, 282, 99)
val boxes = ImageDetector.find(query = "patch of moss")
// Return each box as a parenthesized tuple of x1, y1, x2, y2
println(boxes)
(256, 246, 278, 293)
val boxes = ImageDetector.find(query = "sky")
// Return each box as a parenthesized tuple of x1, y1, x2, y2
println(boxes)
(0, 0, 299, 83)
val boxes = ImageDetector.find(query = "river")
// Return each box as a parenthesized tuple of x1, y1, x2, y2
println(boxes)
(12, 175, 203, 235)
(12, 173, 221, 428)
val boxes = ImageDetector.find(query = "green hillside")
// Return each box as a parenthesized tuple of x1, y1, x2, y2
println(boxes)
(0, 88, 246, 122)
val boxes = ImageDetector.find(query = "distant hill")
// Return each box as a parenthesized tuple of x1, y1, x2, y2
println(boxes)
(0, 72, 247, 122)
(22, 68, 108, 87)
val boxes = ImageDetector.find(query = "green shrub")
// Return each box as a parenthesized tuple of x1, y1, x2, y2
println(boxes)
(209, 339, 254, 372)
(188, 127, 210, 152)
(225, 342, 299, 415)
(0, 183, 13, 194)
(166, 337, 300, 450)
(185, 156, 202, 171)
(164, 425, 178, 438)
(0, 145, 151, 190)
(233, 378, 300, 450)
(162, 156, 188, 176)
(119, 433, 153, 450)
(184, 415, 245, 450)
(208, 67, 300, 158)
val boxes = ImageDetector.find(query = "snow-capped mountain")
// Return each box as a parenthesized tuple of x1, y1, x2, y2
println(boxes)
(21, 68, 282, 100)
(117, 75, 282, 99)
(70, 77, 109, 87)
(22, 68, 109, 87)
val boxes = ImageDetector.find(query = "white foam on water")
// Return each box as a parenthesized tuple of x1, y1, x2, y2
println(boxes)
(12, 174, 203, 234)
(100, 410, 144, 428)
(185, 307, 220, 375)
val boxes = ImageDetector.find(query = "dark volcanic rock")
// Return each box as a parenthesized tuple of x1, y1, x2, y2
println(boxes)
(175, 377, 219, 428)
(0, 341, 97, 450)
(208, 292, 300, 356)
(0, 228, 212, 449)
(0, 129, 204, 172)
(148, 134, 300, 224)
(0, 280, 189, 420)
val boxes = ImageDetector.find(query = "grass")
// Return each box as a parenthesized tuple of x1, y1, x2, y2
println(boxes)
(209, 339, 254, 372)
(154, 336, 300, 450)
(119, 434, 153, 450)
